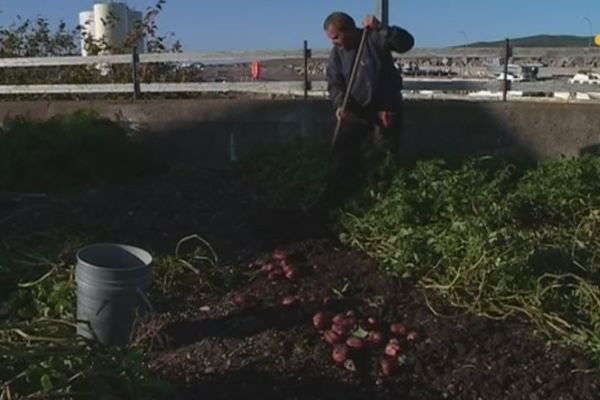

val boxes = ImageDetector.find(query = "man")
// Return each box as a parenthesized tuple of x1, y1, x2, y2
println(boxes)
(318, 12, 414, 209)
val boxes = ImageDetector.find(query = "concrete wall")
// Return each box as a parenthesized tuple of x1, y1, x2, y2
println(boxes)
(1, 99, 599, 168)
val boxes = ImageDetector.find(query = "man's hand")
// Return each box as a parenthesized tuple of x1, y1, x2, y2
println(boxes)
(362, 15, 381, 29)
(336, 107, 350, 121)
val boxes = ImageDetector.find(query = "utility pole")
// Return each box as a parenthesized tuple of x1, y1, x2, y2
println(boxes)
(583, 17, 593, 72)
(375, 0, 389, 28)
(584, 16, 593, 49)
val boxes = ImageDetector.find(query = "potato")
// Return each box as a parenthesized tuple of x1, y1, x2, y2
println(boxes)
(332, 313, 346, 325)
(367, 330, 384, 344)
(312, 312, 329, 330)
(281, 296, 298, 306)
(346, 336, 365, 349)
(273, 249, 289, 262)
(323, 330, 342, 345)
(390, 323, 407, 337)
(331, 322, 346, 336)
(261, 263, 276, 273)
(332, 344, 348, 364)
(233, 294, 249, 306)
(284, 267, 298, 281)
(268, 269, 284, 281)
(384, 341, 401, 357)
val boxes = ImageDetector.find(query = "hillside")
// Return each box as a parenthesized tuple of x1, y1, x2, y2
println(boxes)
(464, 34, 591, 48)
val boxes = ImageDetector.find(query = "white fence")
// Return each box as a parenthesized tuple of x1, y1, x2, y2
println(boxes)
(0, 48, 599, 100)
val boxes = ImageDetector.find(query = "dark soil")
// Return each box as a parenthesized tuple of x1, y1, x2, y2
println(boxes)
(2, 168, 599, 400)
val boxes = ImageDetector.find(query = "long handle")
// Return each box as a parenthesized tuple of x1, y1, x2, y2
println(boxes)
(330, 28, 370, 152)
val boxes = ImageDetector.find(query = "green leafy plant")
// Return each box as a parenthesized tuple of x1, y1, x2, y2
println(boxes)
(0, 110, 155, 192)
(339, 155, 600, 363)
(235, 136, 330, 210)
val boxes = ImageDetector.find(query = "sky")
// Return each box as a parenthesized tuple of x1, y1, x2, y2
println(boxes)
(0, 0, 599, 51)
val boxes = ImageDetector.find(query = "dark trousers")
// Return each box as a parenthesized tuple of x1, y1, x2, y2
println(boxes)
(317, 106, 402, 210)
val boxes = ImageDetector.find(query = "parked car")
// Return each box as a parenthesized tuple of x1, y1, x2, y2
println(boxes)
(568, 72, 600, 84)
(496, 72, 522, 82)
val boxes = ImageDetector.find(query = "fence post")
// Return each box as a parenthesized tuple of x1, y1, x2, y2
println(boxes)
(131, 46, 141, 101)
(375, 0, 389, 28)
(303, 40, 312, 100)
(503, 38, 511, 102)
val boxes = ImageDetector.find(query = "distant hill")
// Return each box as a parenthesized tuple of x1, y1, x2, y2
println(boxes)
(463, 35, 591, 48)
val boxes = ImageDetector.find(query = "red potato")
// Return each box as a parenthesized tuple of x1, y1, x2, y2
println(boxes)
(380, 358, 395, 377)
(261, 263, 276, 273)
(268, 269, 284, 281)
(272, 249, 289, 262)
(345, 310, 357, 318)
(332, 319, 354, 336)
(284, 267, 298, 281)
(281, 296, 298, 306)
(332, 344, 348, 364)
(367, 331, 384, 344)
(406, 331, 419, 342)
(390, 323, 408, 337)
(312, 312, 329, 330)
(323, 330, 342, 345)
(248, 261, 261, 269)
(384, 341, 401, 357)
(343, 317, 357, 330)
(233, 294, 250, 306)
(345, 336, 365, 349)
(367, 317, 378, 326)
(331, 323, 346, 336)
(281, 258, 294, 269)
(332, 313, 346, 325)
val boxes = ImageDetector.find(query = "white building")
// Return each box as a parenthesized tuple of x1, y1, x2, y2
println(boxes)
(79, 1, 145, 56)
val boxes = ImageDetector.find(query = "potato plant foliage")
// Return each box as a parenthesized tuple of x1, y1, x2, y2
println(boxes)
(339, 156, 600, 362)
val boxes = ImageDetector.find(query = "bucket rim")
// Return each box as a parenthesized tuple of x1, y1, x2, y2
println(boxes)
(76, 242, 152, 272)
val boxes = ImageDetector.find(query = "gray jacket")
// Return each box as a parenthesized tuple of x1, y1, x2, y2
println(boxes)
(326, 26, 414, 112)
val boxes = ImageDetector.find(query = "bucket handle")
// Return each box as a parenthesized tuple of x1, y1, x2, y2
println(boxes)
(88, 290, 154, 315)
(136, 288, 155, 313)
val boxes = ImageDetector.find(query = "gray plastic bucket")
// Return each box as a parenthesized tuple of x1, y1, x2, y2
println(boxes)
(75, 243, 153, 346)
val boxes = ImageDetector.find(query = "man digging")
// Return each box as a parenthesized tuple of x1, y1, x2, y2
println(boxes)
(313, 12, 414, 212)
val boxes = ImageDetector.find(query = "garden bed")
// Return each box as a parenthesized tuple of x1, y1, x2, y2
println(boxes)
(1, 121, 600, 399)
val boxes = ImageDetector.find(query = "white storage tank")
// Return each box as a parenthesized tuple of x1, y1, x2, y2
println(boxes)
(128, 9, 145, 53)
(93, 1, 129, 53)
(79, 11, 95, 56)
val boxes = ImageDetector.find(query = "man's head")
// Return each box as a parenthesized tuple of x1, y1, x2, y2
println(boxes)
(323, 12, 358, 49)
